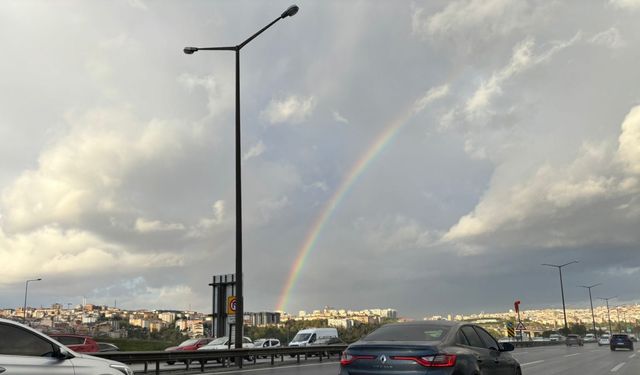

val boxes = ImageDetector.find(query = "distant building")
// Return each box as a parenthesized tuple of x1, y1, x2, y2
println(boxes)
(246, 312, 281, 327)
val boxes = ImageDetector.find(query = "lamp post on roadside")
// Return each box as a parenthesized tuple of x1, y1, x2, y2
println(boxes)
(23, 278, 42, 322)
(542, 261, 578, 332)
(184, 4, 299, 353)
(598, 296, 616, 334)
(579, 283, 601, 337)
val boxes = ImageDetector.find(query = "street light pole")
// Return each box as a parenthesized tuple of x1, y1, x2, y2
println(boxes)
(184, 4, 299, 353)
(23, 278, 42, 322)
(542, 261, 578, 332)
(579, 283, 601, 337)
(598, 296, 616, 334)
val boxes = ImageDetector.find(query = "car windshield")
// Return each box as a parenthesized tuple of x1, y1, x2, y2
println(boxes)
(178, 339, 199, 347)
(362, 324, 449, 342)
(292, 333, 311, 342)
(207, 337, 229, 346)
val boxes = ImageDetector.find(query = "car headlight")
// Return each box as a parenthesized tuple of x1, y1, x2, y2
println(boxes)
(110, 364, 134, 375)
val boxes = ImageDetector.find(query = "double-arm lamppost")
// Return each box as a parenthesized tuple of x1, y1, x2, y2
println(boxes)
(23, 278, 42, 321)
(579, 283, 601, 337)
(542, 261, 578, 332)
(598, 296, 616, 334)
(184, 5, 299, 351)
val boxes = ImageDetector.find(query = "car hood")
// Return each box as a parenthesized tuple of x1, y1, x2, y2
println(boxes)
(73, 352, 126, 367)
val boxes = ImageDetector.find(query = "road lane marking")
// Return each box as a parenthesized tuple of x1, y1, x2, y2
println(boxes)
(522, 360, 545, 366)
(564, 353, 581, 357)
(200, 361, 339, 374)
(629, 354, 636, 359)
(610, 362, 625, 372)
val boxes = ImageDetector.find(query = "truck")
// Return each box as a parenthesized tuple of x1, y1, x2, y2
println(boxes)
(288, 327, 339, 347)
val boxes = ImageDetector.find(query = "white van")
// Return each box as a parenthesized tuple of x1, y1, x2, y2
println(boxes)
(288, 328, 338, 347)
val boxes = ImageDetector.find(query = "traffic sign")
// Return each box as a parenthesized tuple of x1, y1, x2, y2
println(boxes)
(227, 296, 237, 315)
(516, 322, 526, 331)
(507, 327, 515, 337)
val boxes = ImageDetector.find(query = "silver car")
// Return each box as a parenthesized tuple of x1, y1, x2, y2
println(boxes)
(0, 318, 133, 375)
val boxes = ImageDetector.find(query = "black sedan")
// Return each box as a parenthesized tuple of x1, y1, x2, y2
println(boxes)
(340, 320, 521, 375)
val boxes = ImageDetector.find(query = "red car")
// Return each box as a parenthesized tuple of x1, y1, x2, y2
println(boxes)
(165, 338, 213, 365)
(49, 334, 100, 353)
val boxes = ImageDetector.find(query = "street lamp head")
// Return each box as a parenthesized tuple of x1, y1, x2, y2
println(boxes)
(281, 4, 299, 18)
(183, 47, 199, 54)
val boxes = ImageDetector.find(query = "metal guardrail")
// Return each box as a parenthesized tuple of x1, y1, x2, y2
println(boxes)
(92, 345, 347, 374)
(509, 340, 563, 347)
(92, 341, 564, 374)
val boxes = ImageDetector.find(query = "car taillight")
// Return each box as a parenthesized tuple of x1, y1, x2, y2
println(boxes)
(391, 354, 457, 367)
(340, 351, 376, 366)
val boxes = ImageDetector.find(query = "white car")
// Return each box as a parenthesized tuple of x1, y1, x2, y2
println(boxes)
(254, 338, 281, 358)
(197, 336, 255, 363)
(549, 334, 565, 342)
(598, 334, 610, 346)
(584, 333, 596, 343)
(197, 336, 255, 351)
(0, 318, 133, 375)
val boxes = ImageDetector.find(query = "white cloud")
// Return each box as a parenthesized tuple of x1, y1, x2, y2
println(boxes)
(135, 218, 185, 233)
(355, 215, 436, 253)
(412, 0, 542, 45)
(617, 105, 640, 174)
(589, 27, 626, 49)
(464, 34, 580, 121)
(261, 95, 316, 125)
(303, 181, 329, 192)
(332, 111, 349, 124)
(1, 109, 187, 233)
(443, 105, 640, 248)
(610, 0, 640, 10)
(178, 73, 233, 118)
(412, 84, 450, 115)
(128, 0, 148, 10)
(0, 226, 183, 285)
(243, 140, 266, 162)
(189, 200, 226, 238)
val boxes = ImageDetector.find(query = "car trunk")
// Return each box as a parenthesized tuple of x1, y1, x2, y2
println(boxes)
(343, 341, 443, 374)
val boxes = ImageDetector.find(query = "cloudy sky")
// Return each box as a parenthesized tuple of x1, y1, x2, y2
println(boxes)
(1, 0, 640, 318)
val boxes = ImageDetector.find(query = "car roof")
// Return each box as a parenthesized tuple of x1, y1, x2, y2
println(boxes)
(384, 320, 460, 328)
(50, 334, 91, 338)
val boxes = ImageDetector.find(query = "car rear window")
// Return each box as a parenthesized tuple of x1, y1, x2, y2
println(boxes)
(362, 324, 449, 342)
(612, 335, 628, 339)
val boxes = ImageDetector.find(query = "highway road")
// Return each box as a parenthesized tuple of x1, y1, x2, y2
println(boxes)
(142, 344, 640, 375)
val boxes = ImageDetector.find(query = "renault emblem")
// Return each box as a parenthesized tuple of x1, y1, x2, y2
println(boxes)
(379, 355, 388, 364)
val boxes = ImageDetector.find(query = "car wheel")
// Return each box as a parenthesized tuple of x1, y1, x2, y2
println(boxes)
(611, 347, 615, 351)
(167, 361, 175, 365)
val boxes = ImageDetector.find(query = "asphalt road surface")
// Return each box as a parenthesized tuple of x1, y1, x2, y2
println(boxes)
(132, 344, 640, 375)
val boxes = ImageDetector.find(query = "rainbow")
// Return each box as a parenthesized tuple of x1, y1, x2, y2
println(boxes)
(275, 85, 449, 311)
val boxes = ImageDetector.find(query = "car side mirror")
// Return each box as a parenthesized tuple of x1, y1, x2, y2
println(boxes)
(500, 343, 515, 352)
(54, 347, 74, 360)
